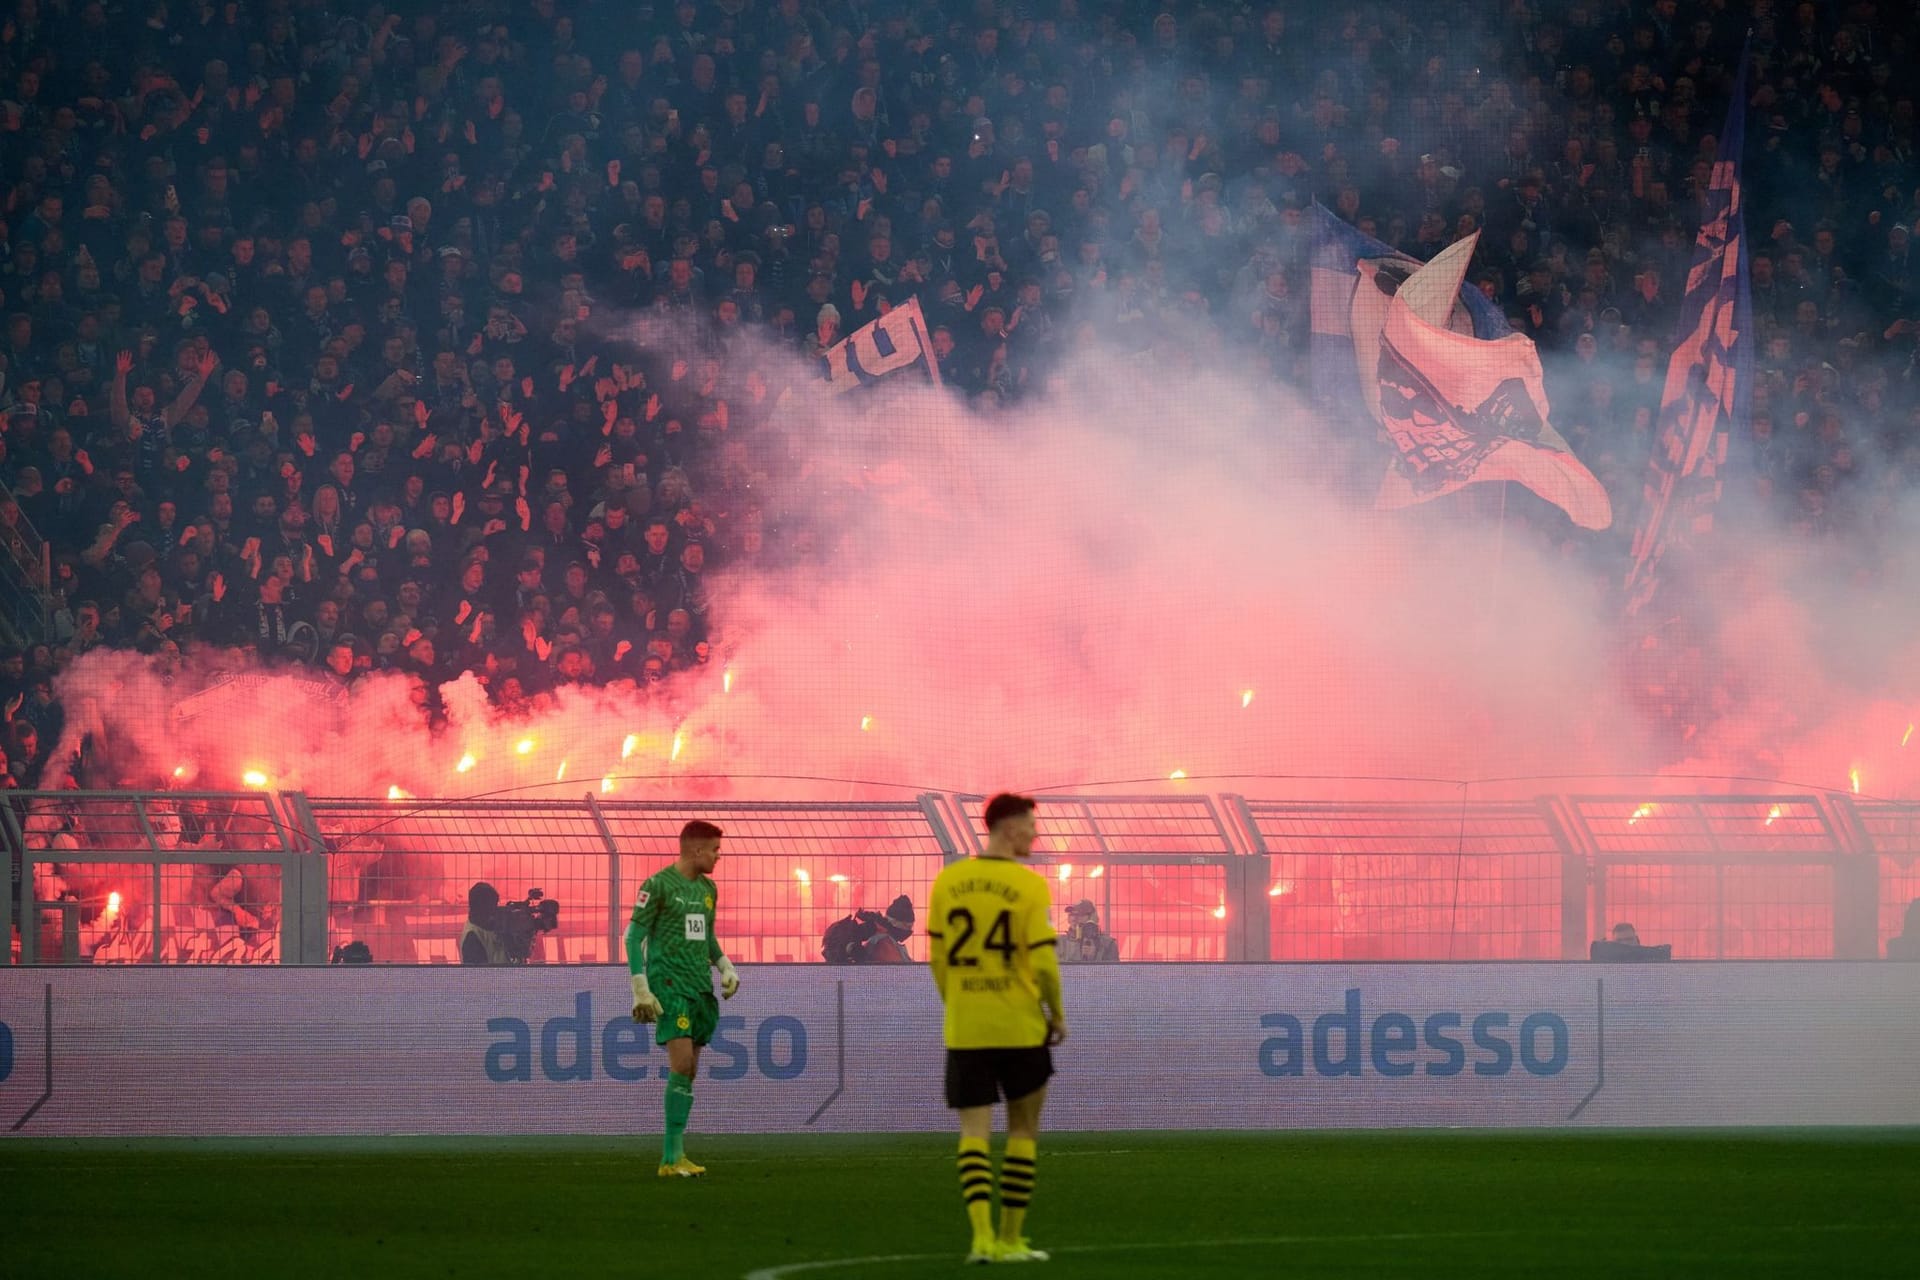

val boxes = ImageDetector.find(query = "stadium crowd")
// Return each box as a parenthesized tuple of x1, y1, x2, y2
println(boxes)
(2, 0, 1919, 789)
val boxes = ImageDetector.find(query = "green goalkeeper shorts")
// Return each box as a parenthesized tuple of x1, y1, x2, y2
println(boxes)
(655, 987, 719, 1047)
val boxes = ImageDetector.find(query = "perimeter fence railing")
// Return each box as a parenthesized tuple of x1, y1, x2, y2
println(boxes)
(4, 787, 1911, 965)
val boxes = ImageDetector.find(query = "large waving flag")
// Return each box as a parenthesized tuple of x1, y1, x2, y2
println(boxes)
(1624, 48, 1752, 616)
(1370, 236, 1612, 529)
(820, 296, 942, 394)
(1313, 204, 1612, 530)
(1310, 205, 1510, 412)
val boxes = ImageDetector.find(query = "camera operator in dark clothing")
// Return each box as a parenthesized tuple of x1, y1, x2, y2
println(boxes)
(822, 894, 916, 964)
(460, 881, 560, 964)
(461, 882, 511, 965)
(1059, 900, 1121, 963)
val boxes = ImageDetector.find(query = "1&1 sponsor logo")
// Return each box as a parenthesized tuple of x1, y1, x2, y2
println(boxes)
(1257, 988, 1571, 1079)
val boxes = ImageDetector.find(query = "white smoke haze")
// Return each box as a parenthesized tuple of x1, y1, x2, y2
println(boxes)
(40, 324, 1920, 813)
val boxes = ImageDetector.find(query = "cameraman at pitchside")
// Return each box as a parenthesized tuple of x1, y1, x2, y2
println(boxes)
(460, 881, 560, 964)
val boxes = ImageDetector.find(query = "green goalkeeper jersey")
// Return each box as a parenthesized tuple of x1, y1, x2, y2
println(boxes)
(627, 865, 723, 992)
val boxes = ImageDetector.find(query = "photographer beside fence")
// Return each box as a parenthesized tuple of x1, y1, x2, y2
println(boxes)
(1058, 901, 1120, 964)
(822, 895, 917, 964)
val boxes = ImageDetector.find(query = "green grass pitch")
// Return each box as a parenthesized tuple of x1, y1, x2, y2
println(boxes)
(6, 1132, 1918, 1276)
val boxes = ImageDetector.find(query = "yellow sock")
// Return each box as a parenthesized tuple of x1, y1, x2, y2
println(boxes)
(998, 1137, 1037, 1242)
(957, 1138, 993, 1239)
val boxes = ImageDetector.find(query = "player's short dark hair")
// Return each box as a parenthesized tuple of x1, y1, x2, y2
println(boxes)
(680, 819, 724, 846)
(983, 793, 1036, 832)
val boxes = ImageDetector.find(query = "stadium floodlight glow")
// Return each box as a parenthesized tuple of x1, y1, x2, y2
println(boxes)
(792, 868, 811, 886)
(1056, 863, 1073, 882)
(515, 738, 535, 755)
(241, 769, 269, 789)
(621, 733, 638, 759)
(455, 753, 476, 773)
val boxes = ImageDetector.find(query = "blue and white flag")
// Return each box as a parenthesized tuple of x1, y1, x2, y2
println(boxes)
(820, 296, 942, 394)
(1312, 207, 1611, 530)
(1625, 48, 1752, 616)
(1310, 204, 1509, 416)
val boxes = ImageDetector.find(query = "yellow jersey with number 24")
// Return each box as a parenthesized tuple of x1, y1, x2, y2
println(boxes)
(927, 855, 1058, 1049)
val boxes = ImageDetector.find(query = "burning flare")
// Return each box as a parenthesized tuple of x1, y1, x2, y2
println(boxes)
(455, 753, 476, 774)
(1628, 803, 1655, 825)
(241, 769, 269, 789)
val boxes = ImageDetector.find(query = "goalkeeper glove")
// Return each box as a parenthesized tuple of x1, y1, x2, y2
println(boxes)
(715, 955, 740, 1000)
(630, 972, 664, 1023)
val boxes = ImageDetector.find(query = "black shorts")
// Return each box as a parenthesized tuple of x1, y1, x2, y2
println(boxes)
(944, 1047, 1054, 1110)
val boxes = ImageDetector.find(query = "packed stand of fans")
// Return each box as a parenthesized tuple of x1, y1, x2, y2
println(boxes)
(2, 0, 1919, 789)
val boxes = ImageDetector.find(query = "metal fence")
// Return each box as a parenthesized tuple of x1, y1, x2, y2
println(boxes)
(1555, 795, 1871, 960)
(1836, 799, 1920, 958)
(2, 791, 321, 965)
(1230, 799, 1570, 961)
(6, 787, 1916, 965)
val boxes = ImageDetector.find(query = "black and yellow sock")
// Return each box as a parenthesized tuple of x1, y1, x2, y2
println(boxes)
(998, 1137, 1037, 1243)
(958, 1138, 994, 1240)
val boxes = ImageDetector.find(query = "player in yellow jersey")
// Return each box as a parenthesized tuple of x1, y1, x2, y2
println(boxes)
(928, 793, 1067, 1265)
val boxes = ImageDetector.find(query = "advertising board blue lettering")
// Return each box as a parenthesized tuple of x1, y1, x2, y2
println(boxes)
(1257, 988, 1570, 1080)
(483, 992, 808, 1083)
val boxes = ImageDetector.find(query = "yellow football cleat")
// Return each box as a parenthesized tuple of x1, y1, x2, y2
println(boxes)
(965, 1236, 1000, 1265)
(656, 1157, 706, 1178)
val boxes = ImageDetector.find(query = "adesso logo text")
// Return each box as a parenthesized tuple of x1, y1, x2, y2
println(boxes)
(1257, 987, 1571, 1079)
(482, 991, 810, 1084)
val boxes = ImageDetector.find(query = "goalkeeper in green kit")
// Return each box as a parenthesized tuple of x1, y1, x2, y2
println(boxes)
(626, 819, 740, 1177)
